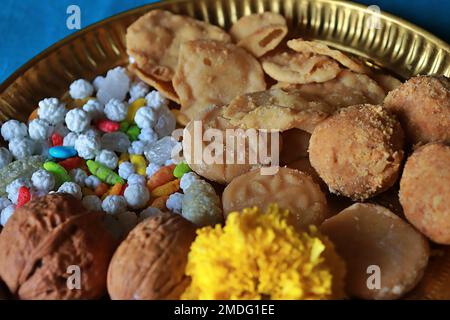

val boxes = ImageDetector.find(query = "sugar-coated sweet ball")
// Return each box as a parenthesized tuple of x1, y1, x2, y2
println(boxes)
(166, 192, 183, 214)
(95, 149, 119, 170)
(0, 147, 12, 170)
(57, 182, 82, 200)
(84, 175, 101, 189)
(118, 161, 135, 180)
(127, 173, 146, 186)
(123, 184, 150, 209)
(70, 168, 88, 187)
(82, 99, 104, 119)
(63, 132, 78, 147)
(384, 75, 450, 144)
(138, 127, 158, 145)
(309, 104, 404, 200)
(102, 195, 127, 215)
(1, 119, 28, 142)
(134, 107, 157, 129)
(69, 79, 94, 100)
(145, 162, 160, 178)
(6, 178, 32, 204)
(82, 195, 103, 212)
(31, 169, 55, 193)
(74, 133, 101, 159)
(104, 99, 128, 122)
(399, 142, 450, 244)
(129, 81, 149, 102)
(65, 109, 91, 133)
(37, 98, 67, 125)
(9, 138, 34, 160)
(28, 119, 52, 141)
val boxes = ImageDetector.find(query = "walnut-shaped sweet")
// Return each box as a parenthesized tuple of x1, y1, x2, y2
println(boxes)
(107, 212, 197, 300)
(0, 193, 117, 300)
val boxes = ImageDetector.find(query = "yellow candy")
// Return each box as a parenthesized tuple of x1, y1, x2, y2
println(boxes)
(130, 154, 147, 176)
(151, 179, 180, 198)
(126, 98, 146, 123)
(118, 152, 129, 165)
(73, 96, 94, 108)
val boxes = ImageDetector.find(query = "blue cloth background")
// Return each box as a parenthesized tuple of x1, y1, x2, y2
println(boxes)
(0, 0, 449, 83)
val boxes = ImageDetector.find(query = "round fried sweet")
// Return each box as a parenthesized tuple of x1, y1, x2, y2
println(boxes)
(384, 75, 450, 144)
(126, 9, 231, 82)
(399, 142, 450, 244)
(173, 39, 266, 121)
(321, 203, 429, 300)
(229, 12, 288, 57)
(309, 104, 404, 200)
(222, 167, 329, 230)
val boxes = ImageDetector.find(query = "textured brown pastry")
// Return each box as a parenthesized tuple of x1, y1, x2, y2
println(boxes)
(173, 39, 266, 121)
(274, 70, 386, 112)
(107, 212, 197, 300)
(399, 142, 450, 244)
(183, 105, 280, 184)
(126, 9, 230, 82)
(222, 167, 329, 230)
(384, 75, 450, 144)
(222, 87, 333, 133)
(0, 194, 117, 300)
(309, 104, 404, 200)
(321, 203, 429, 300)
(229, 12, 288, 57)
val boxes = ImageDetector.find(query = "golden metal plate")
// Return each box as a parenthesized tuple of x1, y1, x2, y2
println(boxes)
(0, 0, 449, 299)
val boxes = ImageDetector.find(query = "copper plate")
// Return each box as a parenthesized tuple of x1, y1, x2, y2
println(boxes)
(0, 0, 449, 299)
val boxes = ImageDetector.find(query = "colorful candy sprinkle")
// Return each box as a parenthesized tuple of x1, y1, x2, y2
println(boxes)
(58, 156, 83, 171)
(173, 162, 191, 178)
(151, 179, 180, 198)
(130, 154, 147, 176)
(49, 146, 77, 159)
(16, 186, 31, 208)
(86, 160, 124, 185)
(51, 133, 64, 147)
(126, 125, 141, 141)
(126, 98, 146, 123)
(96, 119, 120, 133)
(43, 161, 72, 186)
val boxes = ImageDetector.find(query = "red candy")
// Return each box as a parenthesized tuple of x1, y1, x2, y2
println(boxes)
(51, 133, 63, 146)
(58, 157, 83, 170)
(96, 119, 120, 133)
(120, 183, 128, 196)
(16, 186, 31, 208)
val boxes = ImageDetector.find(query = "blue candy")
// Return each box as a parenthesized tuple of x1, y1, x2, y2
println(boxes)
(48, 146, 77, 159)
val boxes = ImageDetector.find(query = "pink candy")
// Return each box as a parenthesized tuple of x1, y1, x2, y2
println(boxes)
(96, 119, 120, 133)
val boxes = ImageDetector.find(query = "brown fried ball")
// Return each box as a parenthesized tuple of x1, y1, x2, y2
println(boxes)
(309, 104, 404, 200)
(321, 203, 429, 300)
(399, 142, 450, 244)
(384, 75, 450, 145)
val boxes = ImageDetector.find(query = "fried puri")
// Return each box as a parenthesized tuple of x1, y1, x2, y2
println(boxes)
(399, 143, 450, 244)
(173, 39, 266, 120)
(229, 12, 288, 57)
(222, 167, 329, 230)
(309, 104, 404, 200)
(384, 75, 450, 144)
(321, 203, 429, 300)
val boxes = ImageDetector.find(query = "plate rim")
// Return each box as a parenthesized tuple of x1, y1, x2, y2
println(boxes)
(1, 0, 449, 93)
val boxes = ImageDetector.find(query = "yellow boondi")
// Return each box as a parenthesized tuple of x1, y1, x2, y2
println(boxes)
(182, 205, 346, 300)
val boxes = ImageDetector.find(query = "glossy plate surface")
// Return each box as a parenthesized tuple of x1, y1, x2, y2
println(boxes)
(0, 0, 449, 299)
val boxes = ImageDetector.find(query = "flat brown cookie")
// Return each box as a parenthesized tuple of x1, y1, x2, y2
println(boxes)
(321, 203, 429, 300)
(222, 167, 329, 230)
(261, 49, 341, 84)
(173, 40, 266, 121)
(229, 12, 288, 57)
(287, 39, 370, 74)
(222, 87, 333, 133)
(126, 9, 231, 82)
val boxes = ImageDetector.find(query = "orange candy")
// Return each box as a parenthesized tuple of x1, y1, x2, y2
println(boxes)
(147, 164, 176, 190)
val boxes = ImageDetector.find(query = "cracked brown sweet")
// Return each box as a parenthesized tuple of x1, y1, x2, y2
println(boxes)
(321, 203, 429, 300)
(222, 87, 334, 133)
(107, 212, 196, 300)
(274, 70, 386, 112)
(399, 142, 450, 244)
(222, 167, 329, 230)
(384, 75, 450, 144)
(183, 105, 278, 184)
(287, 39, 370, 74)
(173, 39, 266, 121)
(126, 9, 231, 82)
(309, 104, 404, 201)
(229, 12, 288, 57)
(261, 49, 341, 84)
(0, 194, 117, 300)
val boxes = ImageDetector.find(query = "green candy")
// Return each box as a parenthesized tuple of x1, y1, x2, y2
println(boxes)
(173, 162, 191, 179)
(86, 160, 124, 185)
(119, 121, 130, 133)
(43, 161, 72, 186)
(126, 125, 141, 141)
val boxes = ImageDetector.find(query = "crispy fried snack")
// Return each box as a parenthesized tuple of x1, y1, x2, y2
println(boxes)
(229, 12, 288, 57)
(261, 49, 341, 83)
(173, 39, 266, 121)
(126, 10, 231, 82)
(274, 70, 386, 111)
(384, 75, 450, 144)
(221, 87, 333, 133)
(287, 39, 370, 74)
